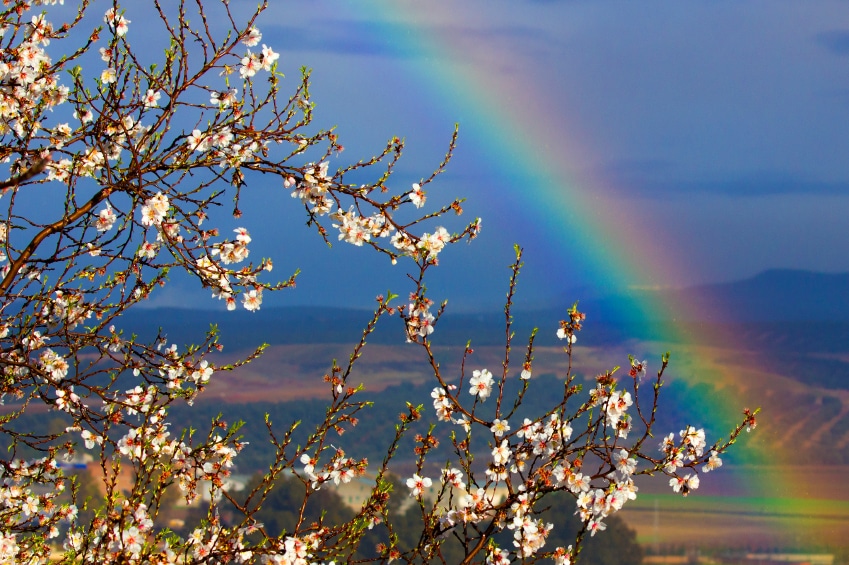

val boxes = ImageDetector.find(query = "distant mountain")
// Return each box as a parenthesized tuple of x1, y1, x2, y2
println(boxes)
(122, 269, 849, 349)
(663, 269, 849, 322)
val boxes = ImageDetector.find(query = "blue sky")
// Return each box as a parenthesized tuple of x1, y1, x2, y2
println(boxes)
(125, 1, 849, 311)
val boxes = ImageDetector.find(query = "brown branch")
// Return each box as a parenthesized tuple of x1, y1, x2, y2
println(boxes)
(0, 183, 113, 295)
(0, 158, 47, 191)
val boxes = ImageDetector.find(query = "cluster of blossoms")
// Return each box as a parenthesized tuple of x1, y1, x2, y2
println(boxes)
(556, 306, 586, 344)
(47, 114, 152, 182)
(38, 348, 70, 382)
(469, 368, 494, 401)
(164, 359, 200, 391)
(404, 294, 436, 340)
(0, 456, 77, 561)
(212, 228, 252, 265)
(332, 206, 390, 247)
(289, 161, 334, 215)
(290, 166, 478, 266)
(65, 502, 153, 560)
(431, 386, 453, 422)
(238, 27, 279, 78)
(44, 290, 92, 329)
(660, 425, 722, 495)
(416, 394, 590, 557)
(100, 394, 243, 505)
(174, 433, 243, 504)
(566, 461, 638, 537)
(189, 226, 267, 311)
(391, 226, 452, 261)
(0, 12, 68, 139)
(188, 127, 267, 171)
(140, 192, 170, 228)
(94, 205, 117, 232)
(506, 490, 554, 558)
(406, 307, 754, 562)
(604, 389, 634, 438)
(256, 531, 329, 565)
(299, 449, 367, 492)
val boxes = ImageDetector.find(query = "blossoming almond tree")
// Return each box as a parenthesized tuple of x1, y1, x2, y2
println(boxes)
(0, 1, 756, 563)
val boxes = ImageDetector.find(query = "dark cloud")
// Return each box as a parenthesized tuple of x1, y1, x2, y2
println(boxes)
(674, 176, 849, 197)
(600, 159, 676, 179)
(816, 30, 849, 56)
(268, 18, 552, 59)
(600, 165, 849, 197)
(269, 22, 415, 58)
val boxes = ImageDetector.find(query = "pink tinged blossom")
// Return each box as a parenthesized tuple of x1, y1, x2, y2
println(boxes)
(556, 327, 576, 343)
(409, 183, 426, 208)
(490, 418, 510, 437)
(234, 227, 251, 244)
(118, 428, 144, 460)
(39, 349, 68, 381)
(664, 451, 684, 474)
(680, 426, 707, 459)
(486, 547, 510, 565)
(242, 288, 262, 311)
(210, 127, 233, 148)
(138, 241, 158, 259)
(80, 429, 103, 449)
(491, 439, 511, 466)
(703, 450, 723, 472)
(141, 192, 169, 226)
(121, 526, 142, 554)
(469, 368, 494, 401)
(431, 387, 453, 421)
(669, 473, 700, 496)
(406, 474, 432, 498)
(191, 360, 213, 384)
(615, 449, 637, 476)
(242, 27, 262, 47)
(21, 496, 39, 517)
(568, 472, 590, 494)
(210, 88, 238, 108)
(553, 546, 573, 565)
(260, 45, 279, 71)
(187, 129, 209, 152)
(417, 226, 451, 257)
(605, 390, 633, 427)
(55, 387, 79, 412)
(587, 519, 607, 536)
(441, 468, 465, 490)
(95, 205, 116, 232)
(629, 358, 648, 380)
(142, 89, 161, 108)
(104, 8, 130, 36)
(74, 108, 94, 124)
(240, 52, 261, 78)
(100, 67, 117, 84)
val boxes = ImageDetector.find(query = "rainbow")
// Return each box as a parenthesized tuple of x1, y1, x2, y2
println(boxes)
(344, 0, 822, 547)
